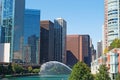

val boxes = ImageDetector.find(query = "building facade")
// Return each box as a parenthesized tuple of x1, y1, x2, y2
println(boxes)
(66, 35, 91, 67)
(1, 0, 25, 62)
(103, 0, 120, 47)
(0, 43, 10, 62)
(54, 18, 67, 63)
(40, 20, 54, 64)
(103, 0, 108, 51)
(91, 48, 120, 80)
(24, 9, 40, 64)
(91, 44, 96, 62)
(97, 40, 102, 58)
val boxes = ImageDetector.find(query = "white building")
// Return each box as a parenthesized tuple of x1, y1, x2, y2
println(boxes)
(91, 55, 106, 74)
(0, 43, 10, 62)
(91, 59, 99, 74)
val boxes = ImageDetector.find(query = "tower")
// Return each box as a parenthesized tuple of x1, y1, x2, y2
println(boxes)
(40, 20, 54, 64)
(105, 0, 120, 47)
(24, 9, 40, 64)
(54, 18, 67, 63)
(1, 0, 25, 62)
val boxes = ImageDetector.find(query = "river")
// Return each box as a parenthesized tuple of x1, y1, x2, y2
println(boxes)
(1, 75, 69, 80)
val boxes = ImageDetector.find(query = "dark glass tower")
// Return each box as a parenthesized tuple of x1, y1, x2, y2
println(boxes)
(1, 0, 25, 62)
(40, 20, 54, 64)
(24, 9, 40, 64)
(54, 18, 67, 63)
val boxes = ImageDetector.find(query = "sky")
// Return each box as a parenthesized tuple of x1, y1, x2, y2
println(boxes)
(26, 0, 104, 49)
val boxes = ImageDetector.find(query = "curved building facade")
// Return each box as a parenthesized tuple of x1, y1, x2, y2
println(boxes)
(107, 0, 119, 45)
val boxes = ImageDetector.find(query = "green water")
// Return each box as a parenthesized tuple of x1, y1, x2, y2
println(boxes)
(1, 75, 69, 80)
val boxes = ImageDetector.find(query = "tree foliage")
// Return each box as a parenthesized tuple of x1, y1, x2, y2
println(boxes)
(32, 69, 40, 73)
(28, 66, 33, 73)
(104, 48, 109, 54)
(12, 63, 24, 74)
(0, 65, 4, 75)
(95, 65, 111, 80)
(7, 63, 13, 74)
(69, 61, 94, 80)
(116, 73, 120, 80)
(109, 38, 120, 50)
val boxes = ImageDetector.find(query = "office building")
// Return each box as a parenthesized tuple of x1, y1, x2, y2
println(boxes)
(66, 35, 91, 67)
(91, 48, 120, 80)
(40, 20, 54, 64)
(103, 0, 120, 48)
(24, 9, 40, 64)
(1, 0, 25, 62)
(97, 40, 102, 58)
(103, 0, 108, 50)
(91, 44, 96, 62)
(54, 18, 67, 63)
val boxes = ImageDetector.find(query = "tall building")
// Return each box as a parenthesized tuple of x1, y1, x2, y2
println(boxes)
(54, 18, 67, 63)
(103, 0, 120, 48)
(66, 35, 91, 67)
(40, 20, 54, 64)
(1, 0, 25, 62)
(103, 0, 108, 51)
(97, 40, 102, 58)
(24, 9, 40, 64)
(0, 27, 1, 43)
(90, 40, 96, 62)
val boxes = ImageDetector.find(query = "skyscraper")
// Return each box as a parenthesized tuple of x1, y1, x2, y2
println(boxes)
(97, 40, 102, 58)
(40, 20, 54, 64)
(103, 0, 108, 51)
(24, 9, 40, 64)
(1, 0, 25, 62)
(103, 0, 120, 48)
(54, 18, 67, 63)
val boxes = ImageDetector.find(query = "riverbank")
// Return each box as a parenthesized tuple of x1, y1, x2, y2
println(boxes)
(0, 73, 39, 79)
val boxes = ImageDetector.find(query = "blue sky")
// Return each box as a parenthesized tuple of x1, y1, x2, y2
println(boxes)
(26, 0, 104, 48)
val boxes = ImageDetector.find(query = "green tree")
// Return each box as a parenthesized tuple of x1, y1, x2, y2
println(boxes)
(104, 47, 109, 54)
(109, 38, 120, 50)
(12, 63, 24, 74)
(116, 73, 120, 80)
(95, 65, 111, 80)
(0, 65, 4, 75)
(69, 61, 94, 80)
(28, 66, 33, 73)
(32, 69, 40, 73)
(7, 63, 13, 74)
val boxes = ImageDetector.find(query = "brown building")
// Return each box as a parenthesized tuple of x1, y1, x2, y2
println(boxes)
(66, 35, 91, 67)
(103, 0, 108, 51)
(40, 20, 54, 64)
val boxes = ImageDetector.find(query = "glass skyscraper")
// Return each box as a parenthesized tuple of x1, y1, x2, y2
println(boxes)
(107, 0, 120, 46)
(54, 18, 67, 63)
(24, 9, 40, 64)
(1, 0, 25, 62)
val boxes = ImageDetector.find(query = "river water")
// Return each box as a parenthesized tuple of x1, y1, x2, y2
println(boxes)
(1, 75, 69, 80)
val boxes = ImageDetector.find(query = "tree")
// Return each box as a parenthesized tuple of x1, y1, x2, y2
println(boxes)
(95, 65, 111, 80)
(7, 63, 13, 74)
(104, 47, 109, 54)
(0, 65, 4, 75)
(28, 66, 33, 73)
(109, 38, 120, 50)
(12, 63, 24, 74)
(116, 73, 120, 80)
(32, 69, 40, 73)
(69, 61, 94, 80)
